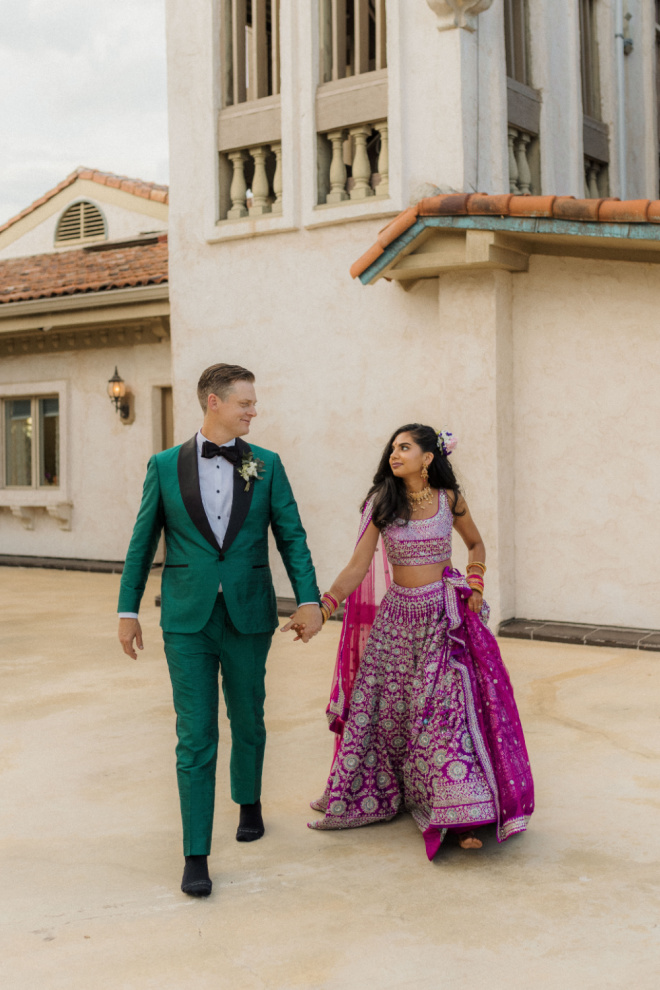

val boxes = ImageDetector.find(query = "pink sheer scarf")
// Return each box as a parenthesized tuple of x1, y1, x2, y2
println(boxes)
(326, 499, 390, 747)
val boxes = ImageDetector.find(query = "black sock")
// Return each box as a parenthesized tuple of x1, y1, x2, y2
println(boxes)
(183, 855, 209, 885)
(239, 800, 263, 829)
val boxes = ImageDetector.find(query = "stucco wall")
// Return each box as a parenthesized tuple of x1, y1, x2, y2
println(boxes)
(0, 341, 171, 560)
(513, 254, 660, 629)
(162, 0, 660, 631)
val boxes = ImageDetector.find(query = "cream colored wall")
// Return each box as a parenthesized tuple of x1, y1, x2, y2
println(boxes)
(513, 254, 660, 629)
(163, 0, 660, 630)
(0, 342, 172, 560)
(0, 182, 169, 261)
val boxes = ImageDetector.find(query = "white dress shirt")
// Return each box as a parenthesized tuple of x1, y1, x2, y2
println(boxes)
(119, 430, 317, 617)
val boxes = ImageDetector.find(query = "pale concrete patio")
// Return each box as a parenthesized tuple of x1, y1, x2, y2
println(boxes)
(0, 567, 658, 990)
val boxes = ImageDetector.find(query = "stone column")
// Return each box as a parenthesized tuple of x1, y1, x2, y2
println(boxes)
(375, 122, 389, 198)
(348, 126, 374, 200)
(325, 129, 349, 203)
(248, 145, 272, 215)
(271, 142, 283, 214)
(227, 151, 248, 219)
(433, 270, 515, 627)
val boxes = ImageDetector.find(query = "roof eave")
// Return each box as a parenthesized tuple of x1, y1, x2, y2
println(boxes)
(0, 281, 169, 319)
(358, 215, 660, 285)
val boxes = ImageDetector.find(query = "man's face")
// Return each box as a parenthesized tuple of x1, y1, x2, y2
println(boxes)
(208, 380, 258, 437)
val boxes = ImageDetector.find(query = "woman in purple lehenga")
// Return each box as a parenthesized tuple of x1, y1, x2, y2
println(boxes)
(307, 424, 534, 860)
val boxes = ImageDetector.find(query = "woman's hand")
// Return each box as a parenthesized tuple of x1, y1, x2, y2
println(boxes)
(467, 590, 483, 613)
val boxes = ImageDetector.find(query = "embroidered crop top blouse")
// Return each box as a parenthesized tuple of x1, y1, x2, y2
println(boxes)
(382, 490, 453, 566)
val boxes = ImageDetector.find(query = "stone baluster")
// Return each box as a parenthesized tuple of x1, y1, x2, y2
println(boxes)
(585, 158, 601, 199)
(271, 142, 283, 214)
(326, 129, 349, 203)
(375, 122, 389, 198)
(348, 125, 374, 200)
(514, 132, 532, 195)
(508, 127, 519, 194)
(248, 145, 271, 215)
(227, 151, 249, 218)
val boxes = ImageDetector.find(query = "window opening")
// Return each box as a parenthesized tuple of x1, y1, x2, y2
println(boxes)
(503, 0, 529, 86)
(3, 396, 60, 489)
(320, 0, 387, 84)
(579, 0, 600, 120)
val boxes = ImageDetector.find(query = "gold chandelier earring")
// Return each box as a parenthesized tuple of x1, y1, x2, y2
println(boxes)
(421, 464, 429, 481)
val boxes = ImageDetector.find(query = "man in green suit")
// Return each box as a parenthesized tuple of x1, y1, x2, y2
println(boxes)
(117, 363, 322, 896)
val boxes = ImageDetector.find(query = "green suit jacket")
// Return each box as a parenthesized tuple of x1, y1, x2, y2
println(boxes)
(118, 436, 320, 634)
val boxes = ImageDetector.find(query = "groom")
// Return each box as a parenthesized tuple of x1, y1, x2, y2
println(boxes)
(117, 363, 322, 896)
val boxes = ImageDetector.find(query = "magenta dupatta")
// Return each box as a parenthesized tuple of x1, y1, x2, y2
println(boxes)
(325, 500, 534, 841)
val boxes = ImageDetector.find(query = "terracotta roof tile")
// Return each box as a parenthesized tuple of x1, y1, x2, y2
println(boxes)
(508, 195, 557, 217)
(377, 207, 418, 248)
(418, 193, 471, 216)
(350, 192, 660, 280)
(0, 237, 168, 305)
(647, 201, 660, 223)
(0, 167, 169, 236)
(349, 241, 384, 280)
(552, 196, 602, 221)
(598, 199, 650, 222)
(467, 193, 513, 215)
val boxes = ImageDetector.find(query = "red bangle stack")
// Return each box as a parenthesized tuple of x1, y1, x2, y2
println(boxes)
(320, 592, 339, 624)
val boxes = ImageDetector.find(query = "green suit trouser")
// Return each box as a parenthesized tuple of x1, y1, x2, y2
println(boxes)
(162, 594, 273, 855)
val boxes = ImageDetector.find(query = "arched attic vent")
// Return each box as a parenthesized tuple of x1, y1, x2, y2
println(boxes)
(55, 201, 106, 245)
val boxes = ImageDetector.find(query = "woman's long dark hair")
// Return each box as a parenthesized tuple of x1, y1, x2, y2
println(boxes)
(363, 423, 465, 530)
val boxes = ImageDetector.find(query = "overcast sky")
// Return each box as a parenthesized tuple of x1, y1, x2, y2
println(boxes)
(0, 0, 168, 226)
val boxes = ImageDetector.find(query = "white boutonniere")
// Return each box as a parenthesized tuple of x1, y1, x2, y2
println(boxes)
(238, 453, 265, 492)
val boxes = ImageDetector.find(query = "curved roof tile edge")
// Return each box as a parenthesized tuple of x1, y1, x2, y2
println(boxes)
(0, 168, 169, 236)
(350, 192, 660, 280)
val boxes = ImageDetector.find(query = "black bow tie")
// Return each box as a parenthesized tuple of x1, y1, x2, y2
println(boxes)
(201, 441, 240, 464)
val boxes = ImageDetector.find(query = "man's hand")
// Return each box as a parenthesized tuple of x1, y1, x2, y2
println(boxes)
(280, 604, 323, 643)
(467, 591, 483, 614)
(118, 617, 144, 659)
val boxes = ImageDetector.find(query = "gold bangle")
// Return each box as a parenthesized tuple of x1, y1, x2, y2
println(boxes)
(466, 562, 486, 574)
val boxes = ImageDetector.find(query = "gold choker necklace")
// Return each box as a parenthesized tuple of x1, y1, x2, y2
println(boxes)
(407, 484, 433, 511)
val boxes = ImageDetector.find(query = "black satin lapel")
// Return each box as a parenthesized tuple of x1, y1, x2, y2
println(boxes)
(222, 437, 255, 554)
(177, 436, 222, 554)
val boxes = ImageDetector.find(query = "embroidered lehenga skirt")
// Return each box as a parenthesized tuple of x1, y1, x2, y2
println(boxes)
(309, 574, 533, 856)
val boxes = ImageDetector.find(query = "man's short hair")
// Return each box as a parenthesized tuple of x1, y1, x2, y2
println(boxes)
(197, 363, 255, 411)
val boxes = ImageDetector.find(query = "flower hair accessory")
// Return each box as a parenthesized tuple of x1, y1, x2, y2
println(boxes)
(436, 428, 458, 457)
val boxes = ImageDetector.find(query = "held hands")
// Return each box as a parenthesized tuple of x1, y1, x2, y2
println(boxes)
(280, 604, 323, 643)
(118, 617, 144, 659)
(467, 591, 483, 614)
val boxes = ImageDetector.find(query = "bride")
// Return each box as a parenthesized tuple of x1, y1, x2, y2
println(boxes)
(306, 423, 534, 859)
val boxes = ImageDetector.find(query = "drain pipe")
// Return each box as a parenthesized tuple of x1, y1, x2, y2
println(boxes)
(615, 0, 627, 199)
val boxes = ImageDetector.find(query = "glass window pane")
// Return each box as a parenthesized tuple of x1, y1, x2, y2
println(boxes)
(5, 399, 32, 486)
(39, 397, 59, 487)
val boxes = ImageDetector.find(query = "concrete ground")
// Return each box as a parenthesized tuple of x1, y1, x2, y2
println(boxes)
(0, 568, 658, 990)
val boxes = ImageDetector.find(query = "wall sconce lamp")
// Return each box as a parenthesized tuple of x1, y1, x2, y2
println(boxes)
(107, 366, 134, 424)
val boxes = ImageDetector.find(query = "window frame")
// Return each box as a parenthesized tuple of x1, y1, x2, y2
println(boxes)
(503, 0, 529, 87)
(579, 0, 601, 122)
(0, 380, 68, 506)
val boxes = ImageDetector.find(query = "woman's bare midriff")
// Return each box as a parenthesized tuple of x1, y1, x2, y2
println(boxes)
(392, 559, 451, 589)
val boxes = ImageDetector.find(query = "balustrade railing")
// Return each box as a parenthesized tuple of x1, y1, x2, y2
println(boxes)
(508, 125, 539, 195)
(318, 121, 388, 205)
(584, 155, 608, 198)
(222, 142, 282, 220)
